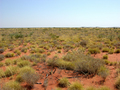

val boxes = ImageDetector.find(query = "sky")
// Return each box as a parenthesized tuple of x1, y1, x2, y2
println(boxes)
(0, 0, 120, 28)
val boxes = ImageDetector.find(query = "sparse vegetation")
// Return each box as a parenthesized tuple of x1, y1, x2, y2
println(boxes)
(0, 28, 120, 90)
(58, 77, 69, 87)
(68, 81, 83, 90)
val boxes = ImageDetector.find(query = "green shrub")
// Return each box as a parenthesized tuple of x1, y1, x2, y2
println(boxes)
(38, 48, 45, 53)
(58, 50, 61, 53)
(15, 74, 24, 82)
(58, 77, 69, 87)
(47, 52, 51, 56)
(75, 57, 104, 74)
(5, 53, 14, 58)
(5, 66, 19, 77)
(102, 48, 109, 52)
(108, 49, 114, 54)
(68, 81, 83, 90)
(57, 45, 62, 49)
(104, 60, 110, 65)
(86, 86, 96, 90)
(8, 45, 14, 51)
(98, 66, 109, 79)
(47, 57, 59, 68)
(88, 48, 100, 54)
(21, 48, 27, 53)
(19, 66, 39, 86)
(103, 55, 108, 59)
(0, 62, 4, 67)
(17, 61, 31, 67)
(2, 81, 23, 90)
(19, 66, 35, 74)
(21, 55, 30, 60)
(115, 76, 120, 90)
(5, 59, 12, 66)
(0, 69, 5, 78)
(16, 51, 21, 55)
(0, 54, 5, 61)
(114, 49, 120, 53)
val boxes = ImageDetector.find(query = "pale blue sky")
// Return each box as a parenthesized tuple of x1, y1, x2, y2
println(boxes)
(0, 0, 120, 28)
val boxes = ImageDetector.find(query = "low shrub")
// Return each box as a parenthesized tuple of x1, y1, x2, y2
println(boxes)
(0, 48, 4, 53)
(0, 62, 4, 67)
(103, 55, 108, 59)
(98, 66, 109, 79)
(5, 66, 19, 77)
(21, 48, 27, 53)
(104, 60, 110, 65)
(5, 53, 14, 58)
(0, 54, 5, 61)
(2, 81, 23, 90)
(86, 86, 96, 90)
(21, 55, 30, 60)
(115, 76, 120, 90)
(0, 69, 5, 78)
(47, 52, 51, 56)
(108, 49, 114, 54)
(102, 48, 109, 52)
(5, 59, 12, 66)
(68, 81, 83, 90)
(17, 61, 31, 67)
(15, 74, 24, 82)
(58, 77, 69, 87)
(114, 49, 120, 53)
(19, 66, 39, 86)
(88, 48, 100, 54)
(38, 48, 45, 53)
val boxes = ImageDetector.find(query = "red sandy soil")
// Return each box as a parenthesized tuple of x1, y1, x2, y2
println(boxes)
(0, 47, 120, 90)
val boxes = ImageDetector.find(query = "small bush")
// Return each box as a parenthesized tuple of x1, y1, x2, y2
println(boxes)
(21, 48, 27, 53)
(86, 86, 96, 90)
(19, 66, 35, 74)
(114, 49, 120, 53)
(5, 66, 19, 77)
(17, 61, 31, 67)
(0, 69, 5, 78)
(2, 81, 23, 90)
(103, 55, 108, 59)
(5, 53, 14, 58)
(88, 48, 100, 54)
(0, 62, 4, 67)
(38, 48, 45, 53)
(104, 60, 110, 65)
(5, 59, 12, 66)
(19, 66, 39, 86)
(15, 74, 24, 82)
(115, 76, 120, 90)
(102, 48, 109, 52)
(0, 48, 4, 53)
(98, 66, 109, 79)
(58, 77, 69, 87)
(108, 49, 114, 54)
(0, 54, 5, 61)
(68, 81, 83, 90)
